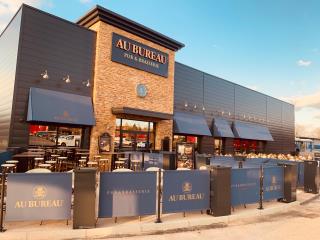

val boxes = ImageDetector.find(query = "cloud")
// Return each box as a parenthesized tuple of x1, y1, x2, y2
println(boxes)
(80, 0, 92, 3)
(0, 0, 43, 32)
(285, 90, 320, 110)
(297, 59, 312, 67)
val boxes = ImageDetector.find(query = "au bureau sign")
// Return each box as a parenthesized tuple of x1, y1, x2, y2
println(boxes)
(162, 170, 210, 213)
(111, 33, 169, 77)
(6, 173, 72, 221)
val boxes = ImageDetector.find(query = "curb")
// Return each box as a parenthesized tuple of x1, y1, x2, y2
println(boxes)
(300, 193, 320, 205)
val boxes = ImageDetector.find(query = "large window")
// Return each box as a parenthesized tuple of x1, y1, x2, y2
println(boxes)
(114, 119, 155, 151)
(29, 124, 82, 147)
(173, 135, 198, 150)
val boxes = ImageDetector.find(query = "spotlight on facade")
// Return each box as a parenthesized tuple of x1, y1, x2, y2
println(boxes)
(41, 70, 49, 79)
(63, 75, 71, 83)
(83, 79, 90, 87)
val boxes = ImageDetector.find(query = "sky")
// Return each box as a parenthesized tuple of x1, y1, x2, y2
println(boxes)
(1, 0, 320, 137)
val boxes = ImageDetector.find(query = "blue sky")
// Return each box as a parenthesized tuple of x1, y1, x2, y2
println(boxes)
(1, 0, 320, 136)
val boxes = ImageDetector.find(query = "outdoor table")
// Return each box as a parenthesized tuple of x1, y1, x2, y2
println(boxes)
(1, 163, 15, 173)
(115, 160, 125, 169)
(57, 157, 68, 172)
(78, 159, 87, 168)
(13, 152, 43, 172)
(38, 163, 52, 170)
(87, 161, 98, 168)
(34, 157, 44, 168)
(6, 160, 19, 172)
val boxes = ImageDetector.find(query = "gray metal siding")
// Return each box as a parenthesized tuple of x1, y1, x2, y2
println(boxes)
(9, 5, 96, 147)
(174, 62, 295, 154)
(0, 9, 22, 150)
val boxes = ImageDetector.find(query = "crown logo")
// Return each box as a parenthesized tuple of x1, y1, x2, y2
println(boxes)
(182, 182, 192, 193)
(33, 185, 47, 199)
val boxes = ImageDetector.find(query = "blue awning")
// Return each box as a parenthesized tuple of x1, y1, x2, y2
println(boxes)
(232, 121, 273, 141)
(213, 118, 234, 138)
(27, 88, 95, 126)
(173, 112, 212, 136)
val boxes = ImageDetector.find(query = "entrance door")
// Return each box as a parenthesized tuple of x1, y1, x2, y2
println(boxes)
(115, 119, 155, 152)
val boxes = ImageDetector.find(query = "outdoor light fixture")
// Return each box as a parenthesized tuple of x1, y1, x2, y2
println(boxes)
(83, 79, 91, 87)
(63, 75, 71, 83)
(194, 104, 197, 109)
(202, 105, 206, 111)
(40, 70, 49, 80)
(184, 101, 188, 108)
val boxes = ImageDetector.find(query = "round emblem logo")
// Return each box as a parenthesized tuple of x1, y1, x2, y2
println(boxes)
(182, 182, 192, 193)
(33, 185, 47, 199)
(136, 84, 147, 98)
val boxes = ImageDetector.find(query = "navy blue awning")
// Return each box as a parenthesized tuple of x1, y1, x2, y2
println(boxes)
(213, 118, 234, 138)
(232, 121, 273, 141)
(173, 112, 212, 136)
(27, 88, 95, 126)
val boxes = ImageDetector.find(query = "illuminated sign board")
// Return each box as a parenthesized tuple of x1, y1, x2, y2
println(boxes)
(111, 33, 169, 77)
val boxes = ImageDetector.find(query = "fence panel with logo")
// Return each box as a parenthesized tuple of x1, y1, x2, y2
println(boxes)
(263, 167, 284, 200)
(6, 173, 72, 221)
(99, 171, 157, 218)
(162, 170, 210, 213)
(231, 168, 260, 206)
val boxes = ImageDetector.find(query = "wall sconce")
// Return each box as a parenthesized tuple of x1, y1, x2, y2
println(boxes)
(184, 101, 188, 108)
(63, 75, 71, 83)
(194, 104, 197, 109)
(83, 79, 91, 87)
(41, 70, 49, 80)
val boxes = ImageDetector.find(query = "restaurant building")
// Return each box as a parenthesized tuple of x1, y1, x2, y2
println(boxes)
(0, 4, 295, 156)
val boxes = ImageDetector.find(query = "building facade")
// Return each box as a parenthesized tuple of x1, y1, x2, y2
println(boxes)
(0, 4, 295, 155)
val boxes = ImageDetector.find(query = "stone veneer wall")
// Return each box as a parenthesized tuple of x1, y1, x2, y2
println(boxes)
(89, 21, 175, 155)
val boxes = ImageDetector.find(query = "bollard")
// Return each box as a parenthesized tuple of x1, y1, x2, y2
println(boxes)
(258, 165, 264, 210)
(155, 168, 162, 223)
(73, 168, 96, 229)
(208, 166, 231, 216)
(0, 168, 6, 232)
(304, 160, 319, 194)
(278, 163, 297, 203)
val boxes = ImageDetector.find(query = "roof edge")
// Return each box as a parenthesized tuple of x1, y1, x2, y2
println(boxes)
(76, 5, 184, 51)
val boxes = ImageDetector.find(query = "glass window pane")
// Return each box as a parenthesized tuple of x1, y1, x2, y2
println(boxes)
(29, 124, 57, 146)
(57, 127, 82, 147)
(116, 118, 121, 130)
(121, 119, 149, 131)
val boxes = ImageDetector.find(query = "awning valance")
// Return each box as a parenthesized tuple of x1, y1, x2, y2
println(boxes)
(173, 112, 212, 136)
(27, 88, 95, 126)
(232, 121, 273, 141)
(213, 118, 234, 138)
(112, 107, 172, 120)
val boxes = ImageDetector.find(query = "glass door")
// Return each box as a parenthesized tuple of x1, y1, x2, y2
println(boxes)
(115, 118, 155, 151)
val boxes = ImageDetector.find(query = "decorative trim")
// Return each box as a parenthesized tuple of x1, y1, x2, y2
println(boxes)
(76, 5, 184, 51)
